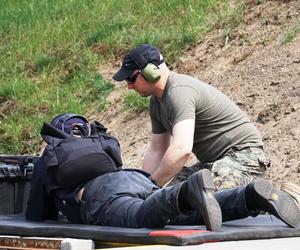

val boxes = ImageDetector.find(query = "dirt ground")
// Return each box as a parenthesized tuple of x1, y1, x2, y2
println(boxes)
(94, 0, 300, 187)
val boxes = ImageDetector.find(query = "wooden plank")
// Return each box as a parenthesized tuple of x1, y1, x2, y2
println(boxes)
(0, 236, 62, 250)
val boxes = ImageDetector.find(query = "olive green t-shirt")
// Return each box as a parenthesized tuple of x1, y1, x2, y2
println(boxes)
(150, 71, 263, 163)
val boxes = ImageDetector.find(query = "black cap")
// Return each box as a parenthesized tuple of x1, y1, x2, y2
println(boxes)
(112, 44, 163, 81)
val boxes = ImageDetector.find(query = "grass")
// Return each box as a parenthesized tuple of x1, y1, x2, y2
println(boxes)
(281, 22, 300, 45)
(0, 0, 247, 154)
(123, 92, 149, 113)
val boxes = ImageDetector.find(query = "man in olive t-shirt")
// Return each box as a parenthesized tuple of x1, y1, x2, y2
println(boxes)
(113, 44, 269, 189)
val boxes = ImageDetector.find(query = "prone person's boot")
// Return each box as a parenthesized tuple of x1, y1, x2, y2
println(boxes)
(185, 169, 222, 231)
(281, 181, 300, 210)
(245, 179, 300, 228)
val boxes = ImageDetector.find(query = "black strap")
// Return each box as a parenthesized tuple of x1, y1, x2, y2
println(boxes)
(41, 122, 70, 144)
(90, 121, 107, 135)
(70, 124, 88, 137)
(129, 48, 164, 69)
(129, 49, 148, 69)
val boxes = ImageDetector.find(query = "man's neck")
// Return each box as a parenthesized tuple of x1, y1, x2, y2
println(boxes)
(153, 66, 170, 98)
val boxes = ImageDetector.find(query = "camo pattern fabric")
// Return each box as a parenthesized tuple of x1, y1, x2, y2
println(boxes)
(167, 147, 270, 190)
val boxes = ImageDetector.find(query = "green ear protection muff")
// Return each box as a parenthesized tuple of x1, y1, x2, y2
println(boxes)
(129, 50, 161, 83)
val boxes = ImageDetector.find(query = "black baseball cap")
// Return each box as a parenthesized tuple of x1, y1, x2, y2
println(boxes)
(112, 44, 164, 82)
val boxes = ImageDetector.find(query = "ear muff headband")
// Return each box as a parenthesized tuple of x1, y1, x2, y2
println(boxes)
(129, 50, 148, 69)
(129, 50, 161, 83)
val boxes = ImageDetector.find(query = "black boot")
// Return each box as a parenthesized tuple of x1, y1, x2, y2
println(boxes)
(245, 179, 300, 228)
(185, 169, 222, 231)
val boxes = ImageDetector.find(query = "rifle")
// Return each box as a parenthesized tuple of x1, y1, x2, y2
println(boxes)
(0, 155, 40, 180)
(0, 155, 39, 167)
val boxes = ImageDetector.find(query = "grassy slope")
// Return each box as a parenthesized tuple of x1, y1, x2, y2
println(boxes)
(0, 0, 241, 154)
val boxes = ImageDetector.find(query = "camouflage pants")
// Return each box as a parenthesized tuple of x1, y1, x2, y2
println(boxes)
(168, 147, 270, 190)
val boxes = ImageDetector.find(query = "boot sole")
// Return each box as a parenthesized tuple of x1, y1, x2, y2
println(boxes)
(253, 179, 300, 228)
(197, 169, 222, 231)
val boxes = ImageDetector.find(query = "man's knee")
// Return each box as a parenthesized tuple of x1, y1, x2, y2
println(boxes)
(211, 147, 270, 190)
(212, 166, 252, 190)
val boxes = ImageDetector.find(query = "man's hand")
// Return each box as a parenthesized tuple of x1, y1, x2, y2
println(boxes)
(149, 175, 160, 187)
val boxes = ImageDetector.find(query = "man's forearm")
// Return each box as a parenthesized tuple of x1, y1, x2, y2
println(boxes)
(151, 146, 191, 187)
(142, 133, 171, 174)
(150, 119, 195, 186)
(142, 149, 164, 174)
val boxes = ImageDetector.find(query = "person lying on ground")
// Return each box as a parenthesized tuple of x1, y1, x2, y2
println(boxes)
(26, 114, 300, 231)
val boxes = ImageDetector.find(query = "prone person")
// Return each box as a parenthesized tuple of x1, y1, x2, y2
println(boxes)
(26, 114, 300, 231)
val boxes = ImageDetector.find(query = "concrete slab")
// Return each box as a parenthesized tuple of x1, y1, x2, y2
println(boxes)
(61, 238, 94, 250)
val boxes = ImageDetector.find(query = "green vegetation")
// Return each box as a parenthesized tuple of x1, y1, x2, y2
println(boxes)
(0, 0, 243, 154)
(281, 22, 300, 45)
(123, 92, 149, 113)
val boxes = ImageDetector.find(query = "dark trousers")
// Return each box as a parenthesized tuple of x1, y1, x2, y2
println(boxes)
(80, 171, 250, 228)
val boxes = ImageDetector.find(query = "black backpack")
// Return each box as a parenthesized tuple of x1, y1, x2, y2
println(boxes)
(40, 121, 123, 189)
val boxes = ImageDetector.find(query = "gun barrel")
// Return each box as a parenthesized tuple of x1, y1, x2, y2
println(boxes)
(0, 155, 36, 166)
